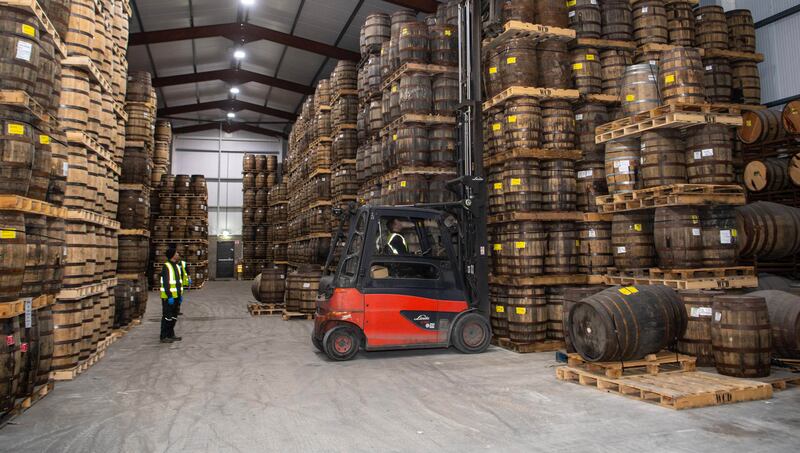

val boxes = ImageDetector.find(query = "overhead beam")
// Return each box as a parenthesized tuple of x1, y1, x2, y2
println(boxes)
(158, 99, 297, 121)
(383, 0, 438, 13)
(152, 69, 314, 95)
(172, 122, 287, 139)
(129, 23, 360, 61)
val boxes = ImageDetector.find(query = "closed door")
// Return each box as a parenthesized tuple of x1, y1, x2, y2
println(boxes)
(216, 241, 235, 279)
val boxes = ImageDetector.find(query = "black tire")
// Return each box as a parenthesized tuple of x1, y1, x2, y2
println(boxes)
(322, 326, 360, 361)
(311, 330, 324, 352)
(452, 312, 491, 354)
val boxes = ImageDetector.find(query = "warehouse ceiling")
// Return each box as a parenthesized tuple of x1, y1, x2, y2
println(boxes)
(127, 0, 440, 138)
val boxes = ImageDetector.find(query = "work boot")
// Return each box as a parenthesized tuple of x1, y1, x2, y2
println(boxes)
(160, 337, 175, 343)
(170, 336, 183, 341)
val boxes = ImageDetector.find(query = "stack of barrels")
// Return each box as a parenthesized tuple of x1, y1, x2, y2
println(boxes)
(242, 153, 281, 279)
(353, 6, 460, 207)
(149, 174, 209, 289)
(739, 103, 800, 198)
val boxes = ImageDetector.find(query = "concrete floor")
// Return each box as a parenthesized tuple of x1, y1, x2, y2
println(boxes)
(1, 281, 798, 453)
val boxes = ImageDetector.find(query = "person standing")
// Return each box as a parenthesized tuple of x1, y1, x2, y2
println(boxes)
(159, 248, 184, 343)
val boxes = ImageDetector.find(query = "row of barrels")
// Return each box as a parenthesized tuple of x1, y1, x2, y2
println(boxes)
(743, 156, 800, 193)
(0, 308, 55, 414)
(0, 214, 66, 302)
(738, 102, 800, 145)
(156, 196, 207, 218)
(243, 153, 279, 173)
(243, 204, 287, 226)
(355, 124, 457, 181)
(243, 243, 288, 265)
(357, 174, 458, 207)
(51, 288, 116, 372)
(159, 174, 208, 197)
(152, 218, 208, 240)
(252, 265, 322, 314)
(114, 276, 148, 330)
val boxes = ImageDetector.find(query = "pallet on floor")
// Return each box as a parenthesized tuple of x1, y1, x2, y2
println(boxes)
(595, 104, 743, 143)
(248, 303, 285, 316)
(0, 382, 54, 428)
(595, 184, 747, 213)
(567, 351, 696, 379)
(758, 369, 800, 391)
(604, 267, 758, 290)
(556, 366, 773, 410)
(51, 334, 120, 381)
(492, 337, 564, 353)
(282, 310, 315, 321)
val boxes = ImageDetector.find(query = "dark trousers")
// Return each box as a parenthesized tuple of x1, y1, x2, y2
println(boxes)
(161, 299, 178, 339)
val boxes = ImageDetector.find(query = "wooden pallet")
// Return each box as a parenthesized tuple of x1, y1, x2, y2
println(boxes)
(556, 367, 773, 410)
(0, 90, 56, 125)
(282, 310, 315, 321)
(0, 294, 55, 319)
(57, 278, 118, 300)
(488, 211, 611, 224)
(484, 147, 583, 168)
(65, 209, 121, 229)
(582, 93, 620, 105)
(380, 166, 457, 184)
(566, 351, 697, 379)
(248, 303, 286, 316)
(0, 382, 54, 428)
(51, 349, 106, 381)
(637, 43, 764, 63)
(0, 195, 67, 218)
(151, 238, 208, 244)
(758, 369, 800, 391)
(490, 274, 596, 286)
(158, 192, 208, 198)
(491, 337, 565, 353)
(484, 21, 575, 52)
(595, 184, 747, 213)
(118, 229, 150, 237)
(595, 104, 744, 143)
(308, 200, 333, 209)
(381, 114, 456, 137)
(65, 130, 122, 175)
(0, 0, 67, 56)
(331, 123, 357, 134)
(330, 89, 359, 106)
(268, 200, 289, 207)
(382, 62, 458, 91)
(62, 56, 113, 93)
(649, 266, 754, 280)
(572, 37, 636, 51)
(483, 86, 581, 112)
(119, 183, 150, 194)
(603, 272, 758, 290)
(308, 168, 332, 179)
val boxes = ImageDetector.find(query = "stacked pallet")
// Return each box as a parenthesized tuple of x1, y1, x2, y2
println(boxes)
(150, 174, 209, 290)
(241, 153, 280, 279)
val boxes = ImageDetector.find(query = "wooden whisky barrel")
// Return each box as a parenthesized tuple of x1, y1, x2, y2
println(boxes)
(570, 285, 687, 362)
(547, 286, 567, 340)
(118, 190, 150, 230)
(21, 215, 48, 298)
(695, 6, 729, 50)
(541, 101, 576, 150)
(191, 175, 207, 197)
(243, 153, 256, 172)
(640, 130, 687, 188)
(732, 61, 761, 105)
(252, 267, 286, 304)
(791, 154, 800, 187)
(484, 47, 504, 98)
(499, 37, 538, 91)
(0, 212, 26, 302)
(654, 206, 704, 269)
(576, 162, 607, 212)
(620, 63, 661, 116)
(677, 290, 722, 366)
(501, 0, 536, 23)
(155, 120, 172, 143)
(569, 0, 602, 39)
(174, 175, 191, 193)
(536, 42, 570, 89)
(536, 0, 569, 27)
(126, 71, 152, 103)
(45, 218, 65, 295)
(660, 47, 705, 106)
(600, 0, 632, 41)
(503, 159, 542, 212)
(286, 265, 321, 313)
(711, 295, 772, 378)
(430, 25, 457, 67)
(600, 50, 632, 98)
(563, 287, 606, 352)
(429, 126, 456, 168)
(748, 290, 800, 359)
(0, 7, 41, 93)
(399, 72, 432, 115)
(783, 100, 800, 134)
(395, 125, 429, 167)
(744, 158, 790, 193)
(571, 47, 602, 95)
(0, 109, 35, 196)
(685, 124, 734, 184)
(333, 129, 358, 161)
(35, 305, 53, 386)
(703, 57, 733, 103)
(575, 103, 609, 162)
(118, 236, 149, 275)
(545, 222, 578, 274)
(0, 317, 21, 413)
(398, 21, 429, 65)
(612, 212, 655, 270)
(579, 221, 613, 275)
(363, 13, 390, 55)
(541, 160, 576, 211)
(495, 221, 546, 276)
(488, 167, 505, 214)
(504, 97, 541, 150)
(632, 0, 668, 46)
(666, 1, 695, 46)
(502, 286, 548, 343)
(432, 74, 458, 114)
(736, 201, 800, 261)
(489, 286, 510, 339)
(332, 60, 357, 92)
(701, 205, 738, 267)
(51, 298, 82, 370)
(738, 109, 787, 145)
(604, 138, 640, 194)
(726, 10, 756, 53)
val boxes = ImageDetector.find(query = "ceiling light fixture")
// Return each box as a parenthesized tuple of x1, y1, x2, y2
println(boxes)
(233, 49, 246, 60)
(227, 112, 236, 119)
(230, 87, 240, 95)
(241, 0, 255, 6)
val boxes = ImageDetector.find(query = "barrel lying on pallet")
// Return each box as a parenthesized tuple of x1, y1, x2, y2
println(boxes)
(569, 285, 687, 362)
(738, 109, 787, 145)
(744, 158, 791, 193)
(562, 286, 605, 353)
(747, 290, 800, 359)
(711, 295, 772, 378)
(736, 201, 800, 261)
(252, 267, 286, 304)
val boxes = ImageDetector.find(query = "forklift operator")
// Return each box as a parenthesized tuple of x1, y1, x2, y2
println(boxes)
(386, 218, 409, 255)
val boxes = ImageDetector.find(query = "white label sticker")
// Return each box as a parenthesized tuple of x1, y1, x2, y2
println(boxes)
(642, 6, 649, 13)
(693, 151, 702, 160)
(617, 246, 627, 254)
(692, 228, 701, 236)
(24, 299, 32, 328)
(16, 40, 33, 61)
(575, 114, 584, 121)
(588, 229, 597, 238)
(690, 307, 713, 318)
(577, 169, 593, 179)
(569, 11, 576, 17)
(618, 162, 630, 173)
(302, 282, 311, 289)
(702, 148, 714, 157)
(720, 230, 732, 244)
(714, 312, 722, 322)
(62, 162, 69, 176)
(705, 65, 713, 71)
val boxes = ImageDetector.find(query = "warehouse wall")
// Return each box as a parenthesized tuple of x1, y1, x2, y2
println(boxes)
(702, 0, 800, 105)
(171, 129, 283, 236)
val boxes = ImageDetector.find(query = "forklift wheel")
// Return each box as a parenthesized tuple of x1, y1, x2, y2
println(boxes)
(452, 313, 491, 354)
(311, 331, 324, 352)
(322, 326, 360, 361)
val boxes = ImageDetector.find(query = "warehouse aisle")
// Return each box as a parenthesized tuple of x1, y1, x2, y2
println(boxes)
(1, 281, 799, 453)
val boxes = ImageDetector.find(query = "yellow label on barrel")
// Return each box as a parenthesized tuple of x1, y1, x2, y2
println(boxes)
(392, 134, 398, 141)
(493, 182, 503, 190)
(633, 223, 642, 232)
(445, 29, 452, 37)
(496, 305, 505, 313)
(39, 135, 50, 145)
(507, 57, 517, 64)
(400, 181, 407, 188)
(573, 63, 583, 70)
(492, 123, 501, 131)
(746, 120, 752, 127)
(489, 67, 497, 74)
(391, 85, 397, 93)
(0, 230, 17, 239)
(626, 94, 635, 102)
(619, 286, 639, 295)
(21, 24, 36, 37)
(510, 178, 521, 186)
(516, 307, 526, 315)
(7, 123, 25, 135)
(566, 0, 577, 6)
(493, 244, 502, 251)
(575, 240, 580, 247)
(402, 28, 409, 36)
(586, 54, 595, 61)
(237, 265, 243, 273)
(515, 241, 526, 249)
(731, 229, 737, 237)
(507, 115, 517, 123)
(664, 73, 676, 84)
(691, 214, 700, 224)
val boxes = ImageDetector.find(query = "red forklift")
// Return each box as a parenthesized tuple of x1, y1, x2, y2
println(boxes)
(311, 0, 491, 360)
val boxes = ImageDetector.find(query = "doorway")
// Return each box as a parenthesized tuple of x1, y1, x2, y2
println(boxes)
(216, 241, 235, 279)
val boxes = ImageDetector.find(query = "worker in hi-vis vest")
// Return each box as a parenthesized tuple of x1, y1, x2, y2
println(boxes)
(177, 259, 191, 316)
(386, 218, 409, 255)
(159, 248, 184, 343)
